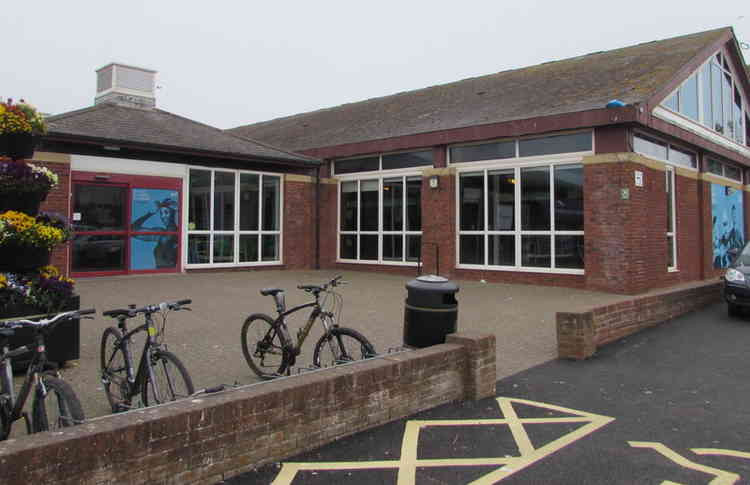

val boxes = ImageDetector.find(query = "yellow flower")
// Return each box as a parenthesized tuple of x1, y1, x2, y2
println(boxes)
(0, 274, 7, 288)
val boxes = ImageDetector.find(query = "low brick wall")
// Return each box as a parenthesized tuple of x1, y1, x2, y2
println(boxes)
(557, 281, 722, 359)
(0, 332, 495, 485)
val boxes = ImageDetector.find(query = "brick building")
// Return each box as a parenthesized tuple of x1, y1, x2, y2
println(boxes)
(36, 28, 750, 295)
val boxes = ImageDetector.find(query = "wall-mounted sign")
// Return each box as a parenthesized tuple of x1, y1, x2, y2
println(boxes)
(634, 171, 643, 187)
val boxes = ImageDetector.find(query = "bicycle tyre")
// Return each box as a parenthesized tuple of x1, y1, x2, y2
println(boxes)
(313, 327, 377, 368)
(241, 313, 289, 379)
(100, 326, 130, 413)
(141, 350, 194, 407)
(32, 375, 85, 432)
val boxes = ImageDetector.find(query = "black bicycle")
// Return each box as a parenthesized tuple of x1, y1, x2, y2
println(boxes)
(0, 308, 94, 440)
(241, 275, 376, 379)
(100, 299, 194, 413)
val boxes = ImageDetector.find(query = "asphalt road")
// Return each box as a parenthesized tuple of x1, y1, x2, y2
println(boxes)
(230, 302, 750, 484)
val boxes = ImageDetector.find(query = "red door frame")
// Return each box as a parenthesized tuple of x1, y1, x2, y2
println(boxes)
(71, 171, 182, 277)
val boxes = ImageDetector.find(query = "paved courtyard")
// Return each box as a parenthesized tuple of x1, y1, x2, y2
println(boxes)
(52, 270, 628, 421)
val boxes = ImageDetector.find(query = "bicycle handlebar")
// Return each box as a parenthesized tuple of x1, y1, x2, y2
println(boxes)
(0, 308, 97, 329)
(297, 275, 346, 293)
(103, 299, 192, 319)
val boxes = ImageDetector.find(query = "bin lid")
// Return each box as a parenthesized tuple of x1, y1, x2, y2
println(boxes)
(406, 275, 459, 293)
(416, 275, 448, 283)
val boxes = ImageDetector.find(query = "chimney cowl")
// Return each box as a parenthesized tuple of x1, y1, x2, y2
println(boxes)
(95, 63, 157, 109)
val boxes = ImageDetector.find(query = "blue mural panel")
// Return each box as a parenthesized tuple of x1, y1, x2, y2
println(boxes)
(712, 184, 744, 268)
(130, 188, 179, 270)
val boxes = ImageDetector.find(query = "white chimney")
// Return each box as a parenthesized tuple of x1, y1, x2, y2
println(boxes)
(95, 63, 157, 109)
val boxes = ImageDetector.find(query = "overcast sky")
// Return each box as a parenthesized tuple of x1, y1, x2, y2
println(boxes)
(3, 1, 749, 130)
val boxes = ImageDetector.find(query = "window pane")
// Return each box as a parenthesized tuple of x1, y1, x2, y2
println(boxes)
(518, 132, 592, 157)
(633, 135, 667, 160)
(213, 172, 235, 231)
(450, 141, 515, 163)
(335, 156, 379, 175)
(383, 234, 403, 261)
(360, 234, 378, 260)
(239, 234, 259, 262)
(73, 185, 126, 231)
(382, 178, 403, 231)
(723, 72, 734, 139)
(521, 166, 550, 230)
(262, 176, 280, 231)
(725, 164, 742, 182)
(666, 171, 673, 233)
(663, 92, 678, 111)
(459, 235, 484, 265)
(555, 235, 584, 269)
(746, 113, 750, 147)
(360, 180, 379, 231)
(668, 146, 695, 168)
(667, 236, 675, 268)
(340, 234, 356, 259)
(239, 173, 259, 231)
(554, 164, 583, 231)
(406, 235, 421, 262)
(701, 65, 713, 129)
(188, 234, 209, 264)
(521, 235, 551, 268)
(188, 169, 211, 231)
(488, 235, 515, 266)
(382, 150, 433, 170)
(341, 181, 358, 231)
(488, 169, 515, 231)
(72, 235, 126, 271)
(213, 234, 234, 263)
(679, 74, 699, 121)
(460, 172, 484, 231)
(707, 159, 723, 176)
(261, 234, 279, 261)
(734, 86, 744, 144)
(711, 63, 724, 133)
(406, 177, 421, 231)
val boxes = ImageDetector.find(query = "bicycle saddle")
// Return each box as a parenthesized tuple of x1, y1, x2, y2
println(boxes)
(103, 309, 133, 318)
(260, 288, 283, 296)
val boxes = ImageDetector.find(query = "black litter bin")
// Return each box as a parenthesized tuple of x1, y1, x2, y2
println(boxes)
(403, 275, 459, 348)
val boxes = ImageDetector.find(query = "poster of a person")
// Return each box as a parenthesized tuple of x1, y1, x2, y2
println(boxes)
(131, 189, 179, 270)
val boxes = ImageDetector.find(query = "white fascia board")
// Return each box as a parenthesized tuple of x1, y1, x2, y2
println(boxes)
(71, 154, 186, 178)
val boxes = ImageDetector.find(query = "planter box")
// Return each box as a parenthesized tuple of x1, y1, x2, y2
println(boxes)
(0, 294, 80, 368)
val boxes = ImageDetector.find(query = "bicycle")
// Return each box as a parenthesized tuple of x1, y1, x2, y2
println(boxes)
(100, 299, 195, 413)
(241, 275, 376, 379)
(0, 308, 94, 440)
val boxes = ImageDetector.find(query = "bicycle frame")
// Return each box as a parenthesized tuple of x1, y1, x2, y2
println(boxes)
(275, 293, 338, 362)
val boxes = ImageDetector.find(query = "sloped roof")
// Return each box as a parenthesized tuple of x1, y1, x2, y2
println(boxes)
(47, 103, 317, 164)
(228, 28, 731, 152)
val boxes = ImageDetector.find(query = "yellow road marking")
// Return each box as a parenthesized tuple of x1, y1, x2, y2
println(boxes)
(692, 449, 750, 460)
(628, 442, 740, 485)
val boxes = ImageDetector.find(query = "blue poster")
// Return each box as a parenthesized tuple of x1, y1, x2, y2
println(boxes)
(712, 183, 744, 269)
(130, 188, 179, 270)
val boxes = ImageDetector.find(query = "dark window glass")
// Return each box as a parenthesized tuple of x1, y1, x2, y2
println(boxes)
(360, 180, 379, 231)
(239, 173, 259, 231)
(633, 135, 667, 160)
(383, 234, 403, 261)
(239, 234, 259, 262)
(554, 164, 583, 231)
(555, 235, 584, 269)
(723, 71, 733, 140)
(360, 235, 378, 260)
(488, 169, 515, 231)
(340, 182, 357, 231)
(406, 177, 421, 231)
(488, 235, 515, 266)
(746, 113, 750, 147)
(72, 235, 125, 271)
(707, 159, 723, 176)
(711, 63, 724, 133)
(73, 185, 126, 232)
(701, 65, 713, 129)
(663, 92, 678, 111)
(667, 236, 675, 268)
(382, 150, 433, 170)
(213, 235, 233, 263)
(334, 156, 379, 175)
(518, 132, 592, 157)
(188, 170, 211, 231)
(668, 147, 695, 168)
(666, 171, 674, 233)
(521, 166, 550, 230)
(679, 74, 699, 121)
(450, 141, 515, 163)
(262, 176, 280, 231)
(725, 164, 742, 182)
(261, 234, 279, 261)
(734, 87, 744, 144)
(460, 173, 484, 231)
(382, 178, 403, 231)
(188, 235, 209, 264)
(213, 172, 235, 231)
(521, 235, 551, 267)
(340, 235, 356, 259)
(459, 235, 484, 265)
(406, 235, 421, 262)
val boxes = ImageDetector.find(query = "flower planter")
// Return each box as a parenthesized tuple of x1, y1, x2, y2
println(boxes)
(0, 190, 47, 216)
(1, 133, 35, 161)
(0, 242, 50, 273)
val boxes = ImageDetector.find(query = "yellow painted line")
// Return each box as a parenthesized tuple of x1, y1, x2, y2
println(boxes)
(692, 449, 750, 460)
(498, 398, 535, 456)
(409, 417, 596, 426)
(397, 421, 420, 485)
(628, 442, 740, 485)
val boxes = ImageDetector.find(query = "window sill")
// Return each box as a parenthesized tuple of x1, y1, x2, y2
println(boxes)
(336, 259, 419, 267)
(456, 264, 584, 275)
(185, 262, 283, 269)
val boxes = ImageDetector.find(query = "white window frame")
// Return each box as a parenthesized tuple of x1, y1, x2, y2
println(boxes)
(454, 154, 585, 275)
(185, 166, 283, 269)
(633, 133, 699, 171)
(666, 166, 678, 272)
(706, 157, 744, 183)
(337, 168, 423, 266)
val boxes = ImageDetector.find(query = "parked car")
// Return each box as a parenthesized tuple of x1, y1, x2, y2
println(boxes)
(723, 244, 750, 317)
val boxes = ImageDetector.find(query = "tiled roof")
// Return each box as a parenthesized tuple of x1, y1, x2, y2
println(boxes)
(47, 103, 317, 164)
(228, 28, 731, 152)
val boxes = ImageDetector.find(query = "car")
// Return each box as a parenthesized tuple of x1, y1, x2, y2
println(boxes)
(723, 244, 750, 317)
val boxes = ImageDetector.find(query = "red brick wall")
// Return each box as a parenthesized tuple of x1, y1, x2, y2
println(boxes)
(36, 159, 72, 277)
(420, 172, 455, 277)
(283, 178, 315, 269)
(319, 182, 338, 268)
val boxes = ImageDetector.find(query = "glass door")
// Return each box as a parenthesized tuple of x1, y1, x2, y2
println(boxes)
(71, 184, 128, 274)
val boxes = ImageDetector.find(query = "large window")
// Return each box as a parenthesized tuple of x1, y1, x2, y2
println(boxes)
(707, 157, 743, 182)
(450, 132, 592, 164)
(663, 51, 749, 147)
(633, 134, 697, 169)
(339, 176, 422, 263)
(457, 163, 584, 272)
(187, 168, 281, 266)
(334, 150, 433, 175)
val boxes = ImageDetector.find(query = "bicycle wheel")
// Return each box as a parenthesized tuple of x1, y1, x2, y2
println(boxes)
(313, 327, 377, 368)
(100, 327, 130, 413)
(141, 350, 194, 407)
(241, 313, 289, 379)
(32, 375, 85, 432)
